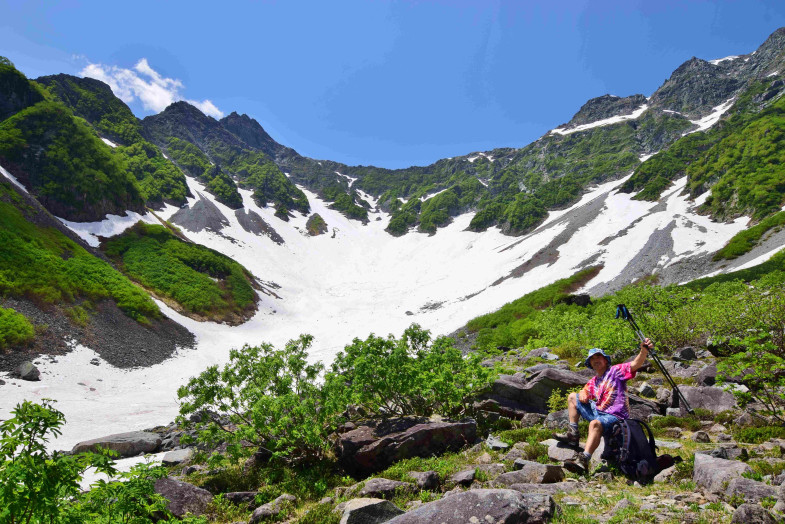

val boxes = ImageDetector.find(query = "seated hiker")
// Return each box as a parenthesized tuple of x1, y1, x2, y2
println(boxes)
(556, 338, 653, 473)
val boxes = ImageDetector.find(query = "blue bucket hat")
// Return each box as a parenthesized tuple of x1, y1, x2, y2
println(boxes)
(585, 348, 611, 369)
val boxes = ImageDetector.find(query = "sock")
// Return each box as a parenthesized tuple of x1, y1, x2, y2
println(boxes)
(569, 422, 579, 433)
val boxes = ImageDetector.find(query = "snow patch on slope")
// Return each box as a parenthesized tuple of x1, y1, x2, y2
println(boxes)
(0, 163, 28, 194)
(56, 209, 171, 247)
(686, 98, 735, 134)
(709, 55, 741, 65)
(101, 137, 118, 148)
(551, 105, 648, 135)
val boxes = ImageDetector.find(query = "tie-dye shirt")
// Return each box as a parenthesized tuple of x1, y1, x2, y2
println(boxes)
(580, 362, 637, 419)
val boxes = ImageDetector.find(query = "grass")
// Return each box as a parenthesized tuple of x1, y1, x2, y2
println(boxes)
(102, 222, 257, 322)
(714, 210, 785, 260)
(0, 180, 160, 325)
(0, 306, 34, 348)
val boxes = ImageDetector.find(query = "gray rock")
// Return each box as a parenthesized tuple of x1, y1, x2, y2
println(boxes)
(697, 364, 717, 386)
(666, 407, 681, 417)
(359, 478, 413, 499)
(495, 461, 564, 485)
(612, 498, 635, 514)
(656, 387, 671, 403)
(730, 503, 776, 524)
(408, 470, 439, 491)
(162, 447, 193, 466)
(250, 494, 296, 524)
(486, 434, 510, 451)
(386, 489, 553, 524)
(503, 442, 531, 462)
(338, 498, 403, 524)
(71, 431, 162, 458)
(336, 418, 477, 477)
(154, 477, 213, 518)
(637, 382, 656, 398)
(673, 347, 697, 361)
(693, 453, 752, 493)
(628, 394, 661, 420)
(725, 477, 778, 504)
(224, 491, 258, 509)
(16, 361, 40, 381)
(691, 431, 711, 443)
(545, 409, 570, 429)
(654, 440, 683, 450)
(507, 482, 581, 495)
(654, 465, 676, 483)
(548, 442, 579, 462)
(492, 368, 589, 412)
(449, 468, 475, 487)
(679, 386, 737, 414)
(475, 463, 507, 481)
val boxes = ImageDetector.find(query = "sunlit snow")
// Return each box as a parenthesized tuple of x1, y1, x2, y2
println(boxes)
(709, 55, 741, 65)
(0, 168, 760, 450)
(0, 163, 28, 193)
(101, 137, 118, 148)
(686, 98, 735, 134)
(550, 105, 648, 135)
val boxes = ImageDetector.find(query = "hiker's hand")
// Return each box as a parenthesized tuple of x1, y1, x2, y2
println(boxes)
(641, 338, 653, 352)
(578, 390, 588, 403)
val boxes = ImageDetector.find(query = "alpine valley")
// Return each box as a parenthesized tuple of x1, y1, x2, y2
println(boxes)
(3, 25, 785, 524)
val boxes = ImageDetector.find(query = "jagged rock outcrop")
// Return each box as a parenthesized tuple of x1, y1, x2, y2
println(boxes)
(336, 418, 477, 477)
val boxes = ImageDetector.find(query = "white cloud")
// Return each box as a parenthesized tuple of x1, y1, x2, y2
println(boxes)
(79, 58, 224, 119)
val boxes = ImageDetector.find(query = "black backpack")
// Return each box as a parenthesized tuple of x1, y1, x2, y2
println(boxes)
(600, 418, 662, 481)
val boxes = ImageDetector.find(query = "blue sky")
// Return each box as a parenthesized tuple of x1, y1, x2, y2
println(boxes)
(2, 1, 785, 168)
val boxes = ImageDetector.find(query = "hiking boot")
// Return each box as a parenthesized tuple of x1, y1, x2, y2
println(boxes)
(563, 452, 590, 474)
(554, 427, 580, 447)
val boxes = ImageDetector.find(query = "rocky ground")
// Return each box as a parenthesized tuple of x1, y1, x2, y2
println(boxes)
(62, 345, 785, 523)
(0, 296, 194, 373)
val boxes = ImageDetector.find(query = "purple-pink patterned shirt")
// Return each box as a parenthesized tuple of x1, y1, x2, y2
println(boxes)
(580, 362, 637, 419)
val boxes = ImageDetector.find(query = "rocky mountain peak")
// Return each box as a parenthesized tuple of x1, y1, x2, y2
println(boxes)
(565, 94, 648, 127)
(219, 111, 288, 159)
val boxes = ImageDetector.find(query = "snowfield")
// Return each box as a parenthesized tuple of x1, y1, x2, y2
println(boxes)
(0, 166, 761, 451)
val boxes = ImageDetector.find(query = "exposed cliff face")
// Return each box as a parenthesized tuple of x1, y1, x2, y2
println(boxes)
(565, 94, 648, 127)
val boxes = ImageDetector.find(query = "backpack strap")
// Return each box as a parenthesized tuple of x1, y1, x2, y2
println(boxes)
(631, 418, 658, 456)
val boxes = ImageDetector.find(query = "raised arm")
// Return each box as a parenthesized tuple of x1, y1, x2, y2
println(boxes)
(630, 338, 653, 372)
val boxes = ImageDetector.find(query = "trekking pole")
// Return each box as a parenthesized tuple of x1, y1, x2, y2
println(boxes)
(615, 304, 694, 415)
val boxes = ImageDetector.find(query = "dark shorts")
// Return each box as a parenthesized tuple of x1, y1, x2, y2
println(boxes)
(576, 400, 620, 434)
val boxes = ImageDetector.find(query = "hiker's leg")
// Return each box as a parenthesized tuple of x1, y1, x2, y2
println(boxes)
(585, 419, 603, 455)
(567, 392, 581, 424)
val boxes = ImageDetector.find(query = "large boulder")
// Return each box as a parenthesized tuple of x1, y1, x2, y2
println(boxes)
(730, 503, 777, 524)
(249, 494, 296, 524)
(693, 453, 752, 493)
(696, 364, 717, 386)
(358, 478, 414, 499)
(386, 489, 554, 524)
(628, 394, 662, 420)
(71, 431, 162, 457)
(336, 418, 477, 477)
(679, 386, 737, 414)
(154, 477, 213, 518)
(725, 477, 778, 504)
(494, 461, 565, 485)
(492, 368, 589, 412)
(162, 447, 193, 466)
(338, 498, 404, 524)
(16, 361, 40, 381)
(507, 482, 581, 495)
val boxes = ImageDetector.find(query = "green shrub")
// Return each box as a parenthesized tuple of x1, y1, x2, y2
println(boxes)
(177, 335, 331, 464)
(0, 184, 159, 324)
(0, 307, 34, 348)
(102, 223, 256, 320)
(733, 426, 785, 444)
(324, 324, 496, 419)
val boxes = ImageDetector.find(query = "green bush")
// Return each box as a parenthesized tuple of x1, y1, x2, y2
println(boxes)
(0, 307, 34, 348)
(102, 222, 256, 320)
(733, 426, 785, 444)
(177, 335, 331, 464)
(0, 183, 159, 324)
(323, 324, 496, 419)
